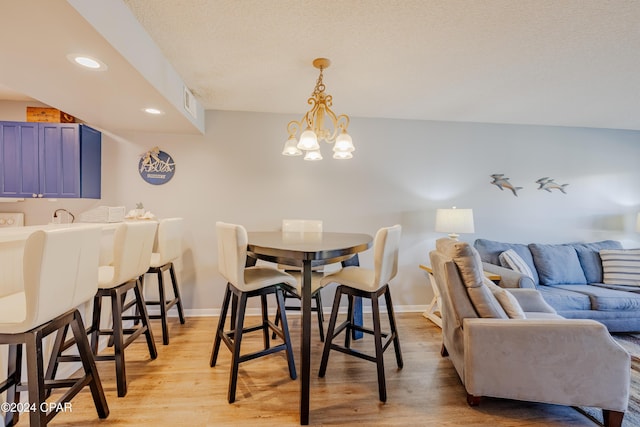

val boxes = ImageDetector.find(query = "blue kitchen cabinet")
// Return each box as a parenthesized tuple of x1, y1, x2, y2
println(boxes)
(0, 121, 101, 198)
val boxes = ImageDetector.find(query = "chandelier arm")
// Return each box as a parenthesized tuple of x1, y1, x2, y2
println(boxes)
(321, 104, 340, 143)
(336, 114, 350, 132)
(287, 120, 302, 137)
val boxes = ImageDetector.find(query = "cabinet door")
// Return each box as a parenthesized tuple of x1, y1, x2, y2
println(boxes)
(79, 124, 101, 199)
(39, 123, 80, 198)
(0, 121, 40, 197)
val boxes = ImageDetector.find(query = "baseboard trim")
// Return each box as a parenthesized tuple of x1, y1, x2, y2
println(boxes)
(164, 304, 428, 318)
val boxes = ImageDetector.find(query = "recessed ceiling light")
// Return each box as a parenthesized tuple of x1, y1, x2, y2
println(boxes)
(67, 54, 107, 71)
(143, 108, 164, 115)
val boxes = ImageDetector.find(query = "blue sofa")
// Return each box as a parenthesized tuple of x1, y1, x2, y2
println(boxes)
(474, 238, 640, 332)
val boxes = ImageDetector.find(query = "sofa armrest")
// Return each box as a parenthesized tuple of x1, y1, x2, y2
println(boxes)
(463, 318, 630, 411)
(482, 262, 536, 289)
(506, 288, 557, 313)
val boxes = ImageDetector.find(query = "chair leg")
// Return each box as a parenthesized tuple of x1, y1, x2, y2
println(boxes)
(271, 304, 282, 340)
(156, 269, 170, 345)
(90, 293, 102, 354)
(260, 294, 270, 349)
(228, 292, 248, 403)
(319, 286, 343, 377)
(169, 263, 186, 324)
(275, 287, 297, 380)
(69, 310, 109, 419)
(371, 294, 387, 402)
(345, 294, 354, 349)
(383, 286, 403, 368)
(133, 278, 158, 359)
(4, 344, 22, 426)
(44, 323, 69, 397)
(110, 287, 128, 397)
(24, 330, 47, 426)
(603, 409, 624, 427)
(315, 291, 325, 342)
(210, 283, 232, 367)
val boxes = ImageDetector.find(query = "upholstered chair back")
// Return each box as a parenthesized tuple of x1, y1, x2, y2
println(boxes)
(429, 238, 483, 377)
(20, 227, 101, 333)
(373, 225, 401, 287)
(104, 222, 157, 288)
(153, 218, 183, 266)
(216, 221, 248, 287)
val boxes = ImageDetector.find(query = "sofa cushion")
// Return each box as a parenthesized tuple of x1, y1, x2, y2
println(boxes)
(474, 239, 539, 285)
(529, 243, 587, 285)
(484, 277, 526, 319)
(552, 284, 640, 311)
(570, 240, 623, 283)
(499, 249, 535, 279)
(436, 238, 507, 319)
(536, 285, 592, 311)
(600, 248, 640, 286)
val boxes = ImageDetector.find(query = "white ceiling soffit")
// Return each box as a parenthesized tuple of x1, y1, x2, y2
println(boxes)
(0, 0, 204, 135)
(122, 0, 640, 132)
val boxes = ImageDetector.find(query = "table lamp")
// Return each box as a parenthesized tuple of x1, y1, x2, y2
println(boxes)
(435, 207, 475, 240)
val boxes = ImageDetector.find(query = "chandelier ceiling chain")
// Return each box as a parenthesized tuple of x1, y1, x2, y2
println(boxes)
(282, 58, 355, 161)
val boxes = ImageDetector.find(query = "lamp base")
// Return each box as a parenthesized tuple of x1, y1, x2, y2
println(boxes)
(448, 233, 460, 241)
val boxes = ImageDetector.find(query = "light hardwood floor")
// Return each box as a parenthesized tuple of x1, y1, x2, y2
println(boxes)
(44, 313, 600, 426)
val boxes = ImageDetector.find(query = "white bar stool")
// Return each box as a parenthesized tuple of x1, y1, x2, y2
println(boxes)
(210, 222, 297, 403)
(142, 217, 186, 345)
(318, 225, 403, 403)
(48, 222, 158, 398)
(0, 227, 109, 426)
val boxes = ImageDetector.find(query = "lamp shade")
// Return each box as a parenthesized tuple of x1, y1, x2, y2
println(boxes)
(636, 212, 640, 232)
(435, 208, 475, 239)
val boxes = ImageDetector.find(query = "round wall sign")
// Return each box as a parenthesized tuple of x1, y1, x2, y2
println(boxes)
(138, 147, 175, 185)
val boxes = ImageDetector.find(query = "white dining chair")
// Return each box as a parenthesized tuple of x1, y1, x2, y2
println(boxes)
(0, 227, 109, 426)
(318, 224, 403, 403)
(50, 221, 158, 398)
(210, 221, 297, 403)
(275, 219, 327, 341)
(142, 217, 186, 345)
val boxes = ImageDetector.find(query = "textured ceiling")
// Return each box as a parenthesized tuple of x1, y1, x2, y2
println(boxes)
(1, 1, 639, 133)
(122, 0, 640, 131)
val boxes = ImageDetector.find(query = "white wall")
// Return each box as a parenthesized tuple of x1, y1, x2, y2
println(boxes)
(2, 103, 640, 314)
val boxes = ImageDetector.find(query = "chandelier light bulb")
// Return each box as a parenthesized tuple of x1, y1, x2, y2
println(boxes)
(297, 128, 320, 151)
(303, 149, 323, 161)
(334, 132, 355, 152)
(282, 136, 302, 156)
(333, 151, 353, 160)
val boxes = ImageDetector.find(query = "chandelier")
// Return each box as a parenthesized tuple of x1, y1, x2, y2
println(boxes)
(282, 58, 355, 160)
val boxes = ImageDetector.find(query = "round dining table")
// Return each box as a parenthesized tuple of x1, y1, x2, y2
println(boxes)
(247, 231, 373, 425)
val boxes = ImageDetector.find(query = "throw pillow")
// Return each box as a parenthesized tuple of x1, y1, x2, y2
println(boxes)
(474, 239, 539, 285)
(600, 249, 640, 286)
(571, 240, 623, 283)
(499, 249, 535, 279)
(529, 244, 587, 285)
(484, 277, 527, 319)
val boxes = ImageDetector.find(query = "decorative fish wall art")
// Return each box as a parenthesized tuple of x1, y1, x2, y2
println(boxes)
(490, 174, 523, 197)
(536, 177, 569, 194)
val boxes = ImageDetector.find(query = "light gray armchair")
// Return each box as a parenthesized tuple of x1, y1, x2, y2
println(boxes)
(429, 238, 630, 427)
